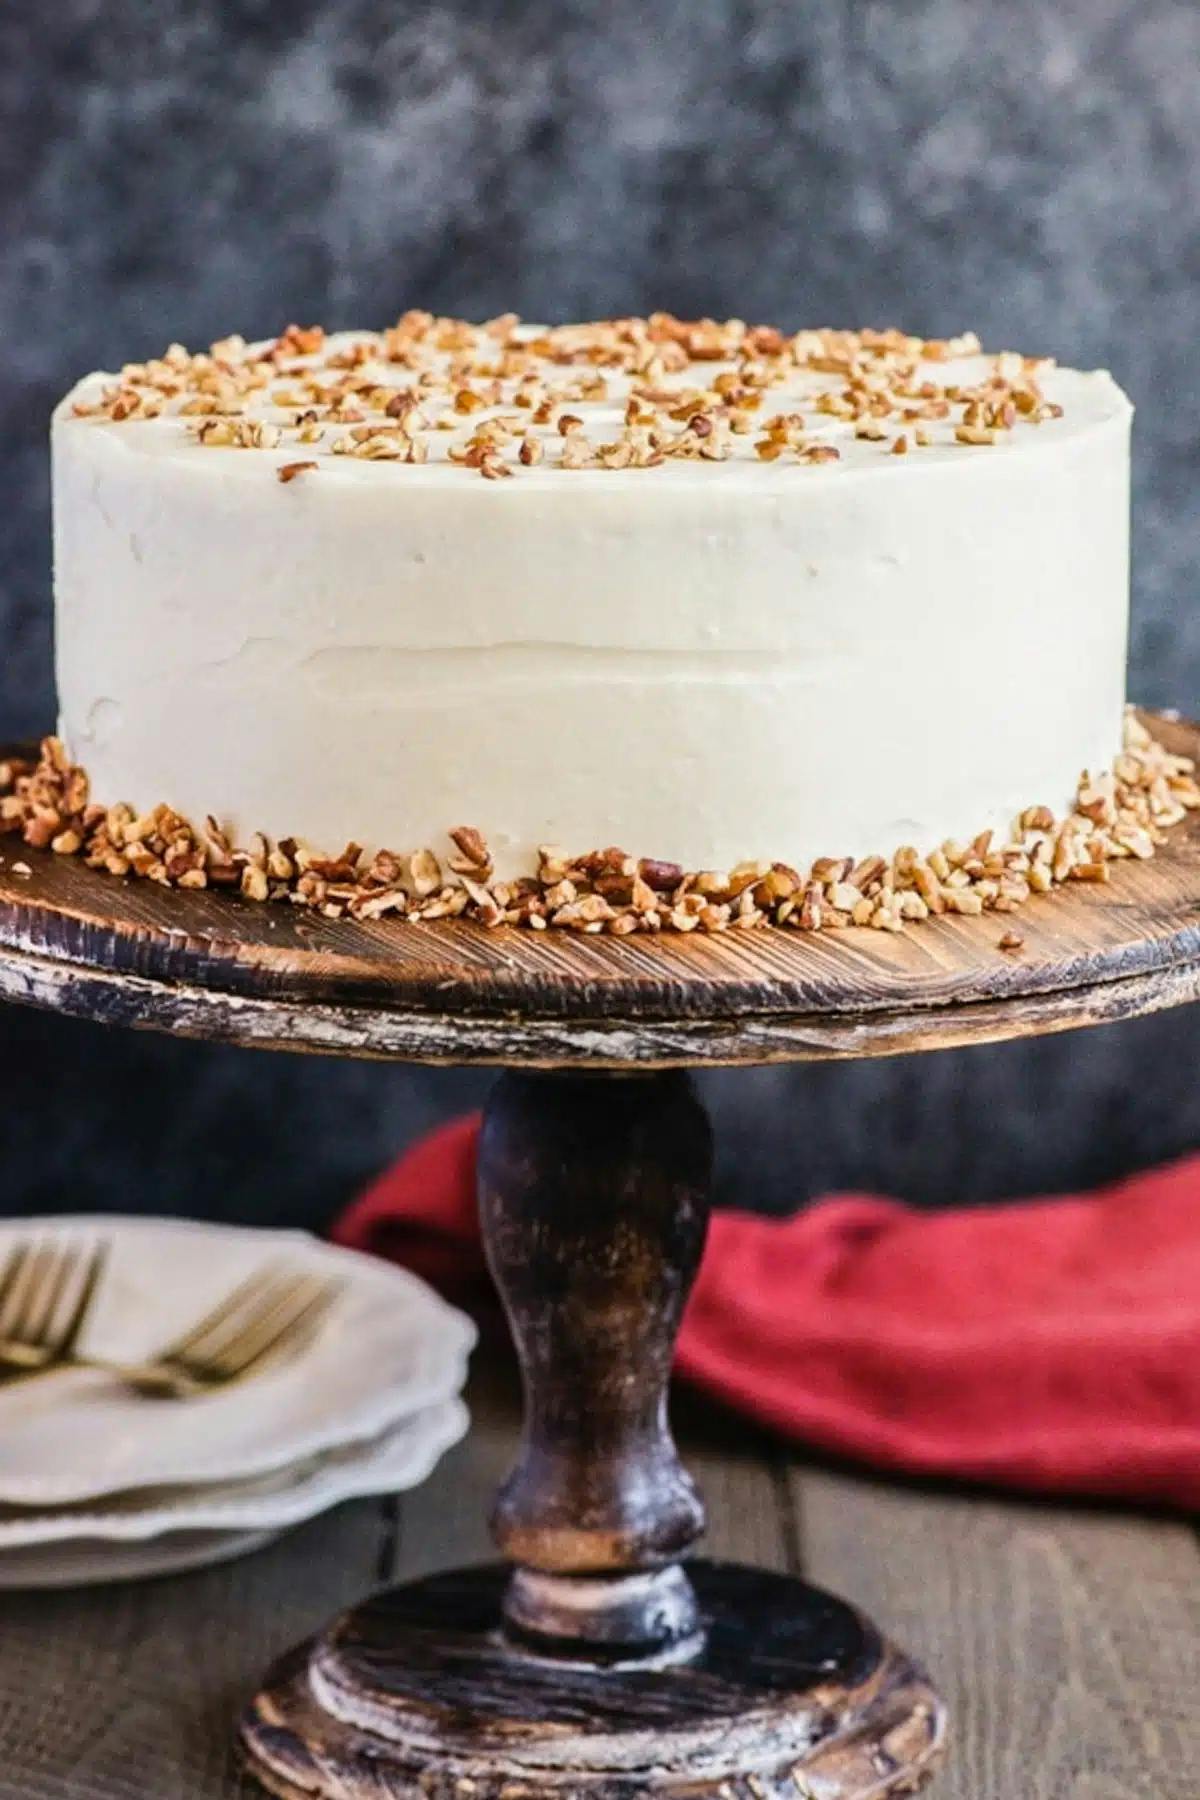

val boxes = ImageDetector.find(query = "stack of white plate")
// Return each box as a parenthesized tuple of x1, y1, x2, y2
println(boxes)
(0, 1216, 474, 1586)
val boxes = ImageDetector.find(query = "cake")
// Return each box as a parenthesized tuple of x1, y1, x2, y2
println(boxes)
(13, 314, 1197, 935)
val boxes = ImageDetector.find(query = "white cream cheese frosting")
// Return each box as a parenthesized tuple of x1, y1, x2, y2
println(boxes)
(52, 317, 1132, 879)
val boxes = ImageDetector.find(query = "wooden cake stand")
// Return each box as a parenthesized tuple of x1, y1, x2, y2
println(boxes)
(3, 710, 1200, 1800)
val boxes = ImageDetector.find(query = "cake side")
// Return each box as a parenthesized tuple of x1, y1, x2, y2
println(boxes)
(52, 315, 1132, 883)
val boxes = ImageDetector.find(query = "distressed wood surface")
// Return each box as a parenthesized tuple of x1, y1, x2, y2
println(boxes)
(796, 1466, 1200, 1797)
(2, 714, 1200, 1066)
(0, 1371, 1196, 1798)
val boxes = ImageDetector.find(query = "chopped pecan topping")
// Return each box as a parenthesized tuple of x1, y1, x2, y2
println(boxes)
(68, 316, 1062, 479)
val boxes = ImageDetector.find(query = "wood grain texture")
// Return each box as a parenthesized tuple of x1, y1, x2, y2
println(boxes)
(795, 1467, 1200, 1799)
(2, 714, 1200, 1067)
(0, 1503, 389, 1800)
(243, 1563, 943, 1800)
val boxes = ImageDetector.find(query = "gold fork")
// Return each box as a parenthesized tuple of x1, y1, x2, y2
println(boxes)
(115, 1266, 341, 1398)
(0, 1247, 339, 1398)
(0, 1238, 108, 1378)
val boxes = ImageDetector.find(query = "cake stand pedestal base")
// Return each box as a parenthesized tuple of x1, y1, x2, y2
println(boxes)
(235, 1069, 943, 1799)
(242, 1562, 942, 1800)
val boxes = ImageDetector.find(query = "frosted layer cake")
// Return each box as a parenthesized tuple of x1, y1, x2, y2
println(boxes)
(11, 313, 1196, 935)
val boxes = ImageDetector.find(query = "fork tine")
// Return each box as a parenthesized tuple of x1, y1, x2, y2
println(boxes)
(52, 1241, 107, 1357)
(177, 1270, 308, 1365)
(197, 1275, 334, 1376)
(0, 1242, 35, 1335)
(191, 1275, 329, 1377)
(7, 1242, 67, 1346)
(159, 1266, 293, 1361)
(30, 1243, 90, 1348)
(216, 1281, 340, 1381)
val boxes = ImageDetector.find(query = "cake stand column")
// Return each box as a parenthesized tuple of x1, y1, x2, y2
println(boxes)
(241, 1063, 945, 1800)
(478, 1069, 709, 1654)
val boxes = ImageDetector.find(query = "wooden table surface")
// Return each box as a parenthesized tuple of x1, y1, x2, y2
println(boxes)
(1, 1367, 1196, 1799)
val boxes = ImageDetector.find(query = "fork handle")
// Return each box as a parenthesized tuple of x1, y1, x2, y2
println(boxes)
(0, 1348, 199, 1397)
(0, 1341, 55, 1372)
(87, 1359, 201, 1398)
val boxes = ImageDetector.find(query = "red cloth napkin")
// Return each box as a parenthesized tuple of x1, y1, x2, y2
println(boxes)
(333, 1115, 1200, 1511)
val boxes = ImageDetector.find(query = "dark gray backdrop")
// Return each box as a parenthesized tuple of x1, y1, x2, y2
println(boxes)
(3, 0, 1199, 1228)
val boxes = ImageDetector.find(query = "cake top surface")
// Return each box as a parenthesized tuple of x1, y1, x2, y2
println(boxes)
(56, 312, 1130, 490)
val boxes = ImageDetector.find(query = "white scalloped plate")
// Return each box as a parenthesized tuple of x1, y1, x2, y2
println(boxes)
(0, 1397, 468, 1547)
(0, 1527, 281, 1588)
(0, 1216, 475, 1505)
